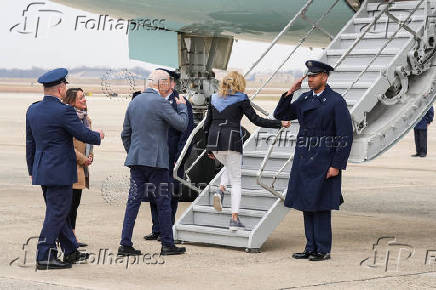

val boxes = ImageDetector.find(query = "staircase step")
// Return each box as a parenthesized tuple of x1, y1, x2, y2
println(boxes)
(207, 188, 279, 211)
(241, 168, 289, 191)
(192, 205, 265, 230)
(352, 18, 424, 33)
(326, 48, 400, 56)
(302, 81, 373, 89)
(327, 53, 394, 67)
(340, 31, 412, 40)
(175, 224, 250, 248)
(337, 35, 410, 51)
(329, 69, 381, 82)
(335, 65, 385, 71)
(353, 15, 425, 25)
(193, 205, 266, 217)
(366, 1, 430, 12)
(242, 151, 292, 171)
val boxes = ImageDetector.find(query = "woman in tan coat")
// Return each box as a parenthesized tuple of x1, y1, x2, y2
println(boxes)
(64, 88, 94, 247)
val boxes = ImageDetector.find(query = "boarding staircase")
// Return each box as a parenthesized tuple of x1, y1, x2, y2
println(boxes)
(173, 0, 436, 252)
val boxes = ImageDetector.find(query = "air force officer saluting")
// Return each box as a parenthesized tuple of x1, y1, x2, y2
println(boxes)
(274, 61, 353, 261)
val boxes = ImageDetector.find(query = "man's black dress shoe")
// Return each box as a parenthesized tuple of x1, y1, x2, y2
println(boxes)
(309, 253, 331, 261)
(160, 245, 186, 256)
(419, 154, 427, 157)
(144, 232, 160, 240)
(64, 250, 90, 263)
(411, 154, 420, 157)
(117, 245, 142, 256)
(292, 251, 313, 259)
(36, 258, 72, 270)
(77, 242, 88, 247)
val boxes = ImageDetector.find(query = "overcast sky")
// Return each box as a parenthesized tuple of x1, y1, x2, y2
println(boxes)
(1, 0, 323, 72)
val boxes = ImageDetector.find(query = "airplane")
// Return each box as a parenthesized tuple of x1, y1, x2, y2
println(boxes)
(51, 0, 436, 251)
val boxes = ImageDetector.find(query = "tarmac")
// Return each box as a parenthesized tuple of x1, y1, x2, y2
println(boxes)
(0, 93, 435, 289)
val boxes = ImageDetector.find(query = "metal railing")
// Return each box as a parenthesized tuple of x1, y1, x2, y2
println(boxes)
(339, 0, 426, 100)
(173, 0, 324, 193)
(258, 0, 430, 197)
(255, 0, 342, 199)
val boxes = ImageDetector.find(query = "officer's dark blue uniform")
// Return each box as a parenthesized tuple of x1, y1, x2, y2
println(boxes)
(273, 60, 353, 258)
(149, 88, 194, 235)
(26, 68, 101, 264)
(413, 107, 434, 157)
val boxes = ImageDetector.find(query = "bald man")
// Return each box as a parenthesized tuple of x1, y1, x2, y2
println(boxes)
(119, 69, 188, 256)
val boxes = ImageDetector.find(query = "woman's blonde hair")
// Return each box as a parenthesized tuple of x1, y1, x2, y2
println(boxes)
(219, 71, 246, 97)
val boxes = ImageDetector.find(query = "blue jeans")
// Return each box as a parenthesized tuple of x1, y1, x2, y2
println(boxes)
(120, 166, 174, 247)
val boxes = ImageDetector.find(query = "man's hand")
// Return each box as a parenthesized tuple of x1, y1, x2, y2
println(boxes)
(85, 156, 93, 166)
(281, 121, 291, 128)
(326, 167, 339, 179)
(207, 152, 215, 160)
(287, 76, 306, 96)
(175, 96, 186, 105)
(96, 129, 105, 140)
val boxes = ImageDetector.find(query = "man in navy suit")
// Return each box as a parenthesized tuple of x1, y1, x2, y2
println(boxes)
(144, 68, 194, 242)
(26, 68, 104, 270)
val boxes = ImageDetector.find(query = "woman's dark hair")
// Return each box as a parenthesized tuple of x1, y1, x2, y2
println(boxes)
(64, 88, 83, 105)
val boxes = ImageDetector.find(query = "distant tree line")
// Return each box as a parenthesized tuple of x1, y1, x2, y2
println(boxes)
(0, 66, 151, 79)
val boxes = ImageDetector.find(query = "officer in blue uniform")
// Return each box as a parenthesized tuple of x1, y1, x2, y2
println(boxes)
(26, 68, 103, 270)
(274, 60, 353, 261)
(144, 68, 194, 241)
(412, 107, 434, 157)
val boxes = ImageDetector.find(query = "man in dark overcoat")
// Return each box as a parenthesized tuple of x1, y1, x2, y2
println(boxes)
(274, 60, 353, 261)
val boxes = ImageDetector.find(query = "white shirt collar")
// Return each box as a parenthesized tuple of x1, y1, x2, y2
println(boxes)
(164, 90, 174, 100)
(313, 90, 324, 97)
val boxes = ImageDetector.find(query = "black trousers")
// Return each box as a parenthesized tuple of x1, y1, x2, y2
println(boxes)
(68, 189, 82, 230)
(414, 129, 428, 156)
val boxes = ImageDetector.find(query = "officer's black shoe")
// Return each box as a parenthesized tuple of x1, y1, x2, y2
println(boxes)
(77, 242, 88, 248)
(160, 245, 186, 256)
(144, 232, 160, 240)
(63, 250, 90, 264)
(419, 154, 427, 157)
(292, 251, 313, 259)
(411, 154, 420, 157)
(308, 253, 331, 261)
(117, 245, 142, 256)
(36, 258, 72, 270)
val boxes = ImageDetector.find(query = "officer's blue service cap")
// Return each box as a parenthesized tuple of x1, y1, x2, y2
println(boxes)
(37, 68, 69, 87)
(156, 68, 181, 80)
(305, 60, 334, 76)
